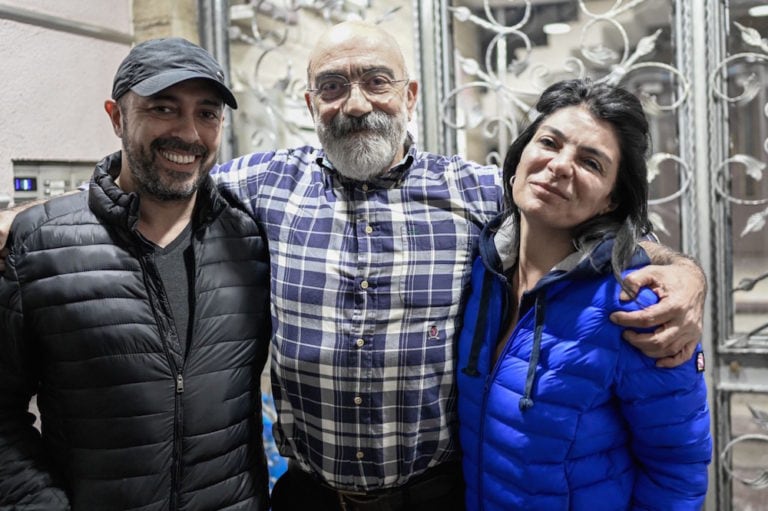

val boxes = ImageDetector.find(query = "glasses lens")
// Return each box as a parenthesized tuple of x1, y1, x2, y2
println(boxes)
(316, 78, 347, 101)
(362, 75, 394, 95)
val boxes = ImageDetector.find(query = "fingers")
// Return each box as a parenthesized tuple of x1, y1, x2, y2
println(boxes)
(623, 326, 685, 359)
(618, 287, 633, 302)
(618, 271, 653, 302)
(623, 327, 698, 367)
(610, 300, 676, 329)
(621, 269, 653, 290)
(0, 210, 14, 252)
(655, 341, 698, 369)
(0, 209, 16, 274)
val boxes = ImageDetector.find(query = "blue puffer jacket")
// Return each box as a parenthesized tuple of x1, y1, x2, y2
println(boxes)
(457, 215, 711, 511)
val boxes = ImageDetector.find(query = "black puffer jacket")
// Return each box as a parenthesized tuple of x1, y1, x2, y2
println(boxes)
(0, 152, 271, 510)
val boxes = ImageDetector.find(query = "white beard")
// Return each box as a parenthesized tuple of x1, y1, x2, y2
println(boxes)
(316, 109, 408, 182)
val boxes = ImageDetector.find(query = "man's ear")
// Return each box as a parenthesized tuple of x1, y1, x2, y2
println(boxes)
(405, 80, 419, 121)
(304, 92, 315, 120)
(104, 99, 123, 137)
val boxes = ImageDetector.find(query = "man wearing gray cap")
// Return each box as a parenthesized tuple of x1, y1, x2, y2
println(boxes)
(0, 38, 271, 510)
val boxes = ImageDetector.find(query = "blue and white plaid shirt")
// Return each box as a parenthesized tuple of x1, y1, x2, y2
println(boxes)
(212, 143, 502, 491)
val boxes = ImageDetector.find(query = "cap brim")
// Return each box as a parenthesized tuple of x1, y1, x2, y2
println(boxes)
(131, 69, 238, 109)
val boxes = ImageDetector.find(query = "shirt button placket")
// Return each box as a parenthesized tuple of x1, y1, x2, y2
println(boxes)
(355, 186, 375, 475)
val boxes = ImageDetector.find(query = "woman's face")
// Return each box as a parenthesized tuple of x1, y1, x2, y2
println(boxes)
(512, 105, 620, 231)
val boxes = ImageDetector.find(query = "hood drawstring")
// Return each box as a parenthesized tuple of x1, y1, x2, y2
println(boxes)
(519, 293, 545, 411)
(462, 269, 496, 377)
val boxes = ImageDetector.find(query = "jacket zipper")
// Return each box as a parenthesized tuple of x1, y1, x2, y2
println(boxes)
(137, 253, 185, 510)
(476, 281, 535, 511)
(173, 373, 184, 510)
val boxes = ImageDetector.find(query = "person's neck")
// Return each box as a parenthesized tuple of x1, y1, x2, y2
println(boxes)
(115, 172, 196, 248)
(393, 137, 412, 167)
(135, 194, 196, 248)
(515, 218, 574, 299)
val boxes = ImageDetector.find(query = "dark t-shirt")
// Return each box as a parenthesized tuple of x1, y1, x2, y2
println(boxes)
(152, 223, 194, 354)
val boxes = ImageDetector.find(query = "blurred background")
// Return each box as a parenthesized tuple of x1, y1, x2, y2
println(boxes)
(1, 1, 766, 509)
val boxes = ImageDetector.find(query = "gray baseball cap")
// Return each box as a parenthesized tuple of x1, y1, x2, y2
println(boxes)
(111, 37, 238, 109)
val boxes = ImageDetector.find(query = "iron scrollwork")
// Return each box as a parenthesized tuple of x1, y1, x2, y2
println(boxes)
(446, 0, 691, 234)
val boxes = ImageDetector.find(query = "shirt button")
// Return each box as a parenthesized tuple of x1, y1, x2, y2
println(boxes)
(361, 280, 369, 289)
(356, 451, 365, 460)
(355, 338, 365, 348)
(365, 225, 373, 234)
(353, 396, 363, 405)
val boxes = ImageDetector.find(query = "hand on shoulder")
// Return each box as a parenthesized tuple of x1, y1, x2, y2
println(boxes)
(610, 259, 706, 368)
(0, 209, 17, 272)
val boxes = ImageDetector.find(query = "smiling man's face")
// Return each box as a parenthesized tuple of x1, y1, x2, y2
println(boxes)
(108, 78, 224, 201)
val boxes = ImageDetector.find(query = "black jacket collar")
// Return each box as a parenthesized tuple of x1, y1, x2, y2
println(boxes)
(88, 151, 227, 235)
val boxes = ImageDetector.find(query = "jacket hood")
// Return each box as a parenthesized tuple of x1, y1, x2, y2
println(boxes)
(88, 151, 228, 236)
(477, 212, 650, 286)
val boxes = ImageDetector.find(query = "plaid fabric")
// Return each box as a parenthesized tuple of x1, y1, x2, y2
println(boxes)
(212, 144, 502, 491)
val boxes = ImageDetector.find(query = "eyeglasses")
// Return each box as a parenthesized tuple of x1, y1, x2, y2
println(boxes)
(307, 73, 409, 103)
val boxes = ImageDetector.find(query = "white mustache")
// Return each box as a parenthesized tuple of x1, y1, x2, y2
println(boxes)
(329, 111, 391, 137)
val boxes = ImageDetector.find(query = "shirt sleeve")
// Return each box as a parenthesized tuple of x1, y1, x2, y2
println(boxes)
(210, 153, 275, 219)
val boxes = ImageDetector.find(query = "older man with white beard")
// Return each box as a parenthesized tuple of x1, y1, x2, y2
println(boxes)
(211, 20, 707, 511)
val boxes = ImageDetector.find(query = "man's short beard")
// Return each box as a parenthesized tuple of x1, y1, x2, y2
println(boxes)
(316, 110, 408, 182)
(122, 131, 210, 201)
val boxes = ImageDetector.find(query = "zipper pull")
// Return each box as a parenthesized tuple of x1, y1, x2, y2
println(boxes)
(176, 374, 184, 394)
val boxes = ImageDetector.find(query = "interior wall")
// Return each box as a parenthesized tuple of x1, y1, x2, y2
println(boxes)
(0, 0, 133, 205)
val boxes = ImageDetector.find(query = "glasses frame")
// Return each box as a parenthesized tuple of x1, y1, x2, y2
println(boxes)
(307, 73, 410, 103)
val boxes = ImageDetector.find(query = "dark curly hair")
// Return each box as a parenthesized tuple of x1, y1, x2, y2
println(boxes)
(501, 78, 652, 284)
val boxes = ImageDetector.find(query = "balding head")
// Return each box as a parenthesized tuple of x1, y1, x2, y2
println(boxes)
(307, 21, 409, 84)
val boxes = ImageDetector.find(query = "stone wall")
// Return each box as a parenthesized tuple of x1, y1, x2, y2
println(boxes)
(132, 0, 199, 43)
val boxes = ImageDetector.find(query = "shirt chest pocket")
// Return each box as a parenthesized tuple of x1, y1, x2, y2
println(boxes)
(394, 219, 473, 308)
